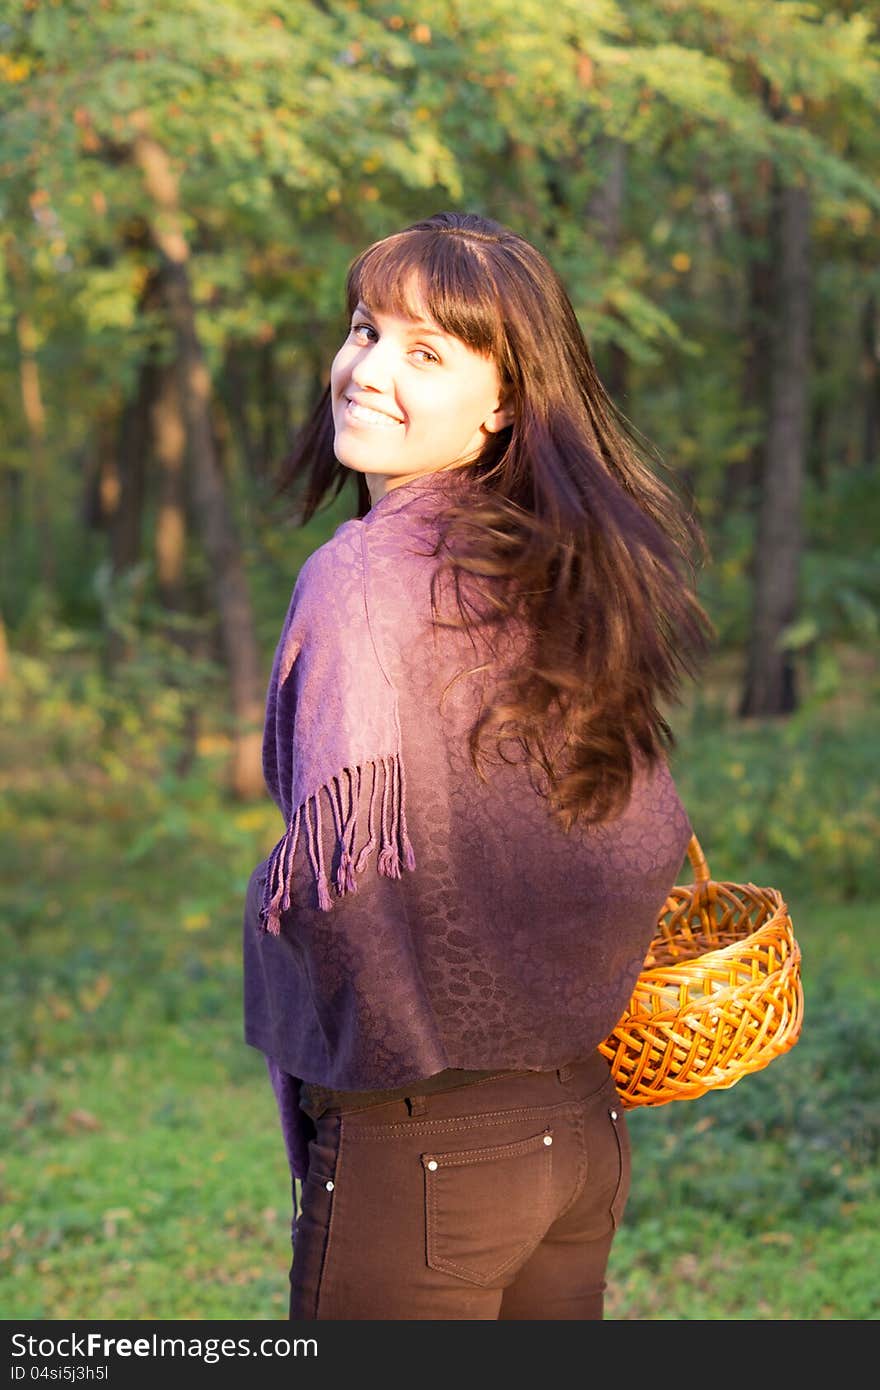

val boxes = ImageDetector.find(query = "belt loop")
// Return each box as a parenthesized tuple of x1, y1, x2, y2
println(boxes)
(557, 1063, 573, 1083)
(405, 1095, 427, 1116)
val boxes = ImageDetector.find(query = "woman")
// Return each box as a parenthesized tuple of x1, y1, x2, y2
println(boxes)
(242, 210, 715, 1320)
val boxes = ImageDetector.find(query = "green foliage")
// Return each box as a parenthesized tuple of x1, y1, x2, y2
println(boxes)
(671, 684, 880, 901)
(697, 465, 880, 654)
(2, 0, 878, 435)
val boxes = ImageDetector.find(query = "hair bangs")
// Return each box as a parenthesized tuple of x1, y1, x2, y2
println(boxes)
(346, 229, 504, 365)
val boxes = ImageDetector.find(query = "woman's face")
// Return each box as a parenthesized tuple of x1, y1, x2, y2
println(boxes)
(330, 296, 511, 497)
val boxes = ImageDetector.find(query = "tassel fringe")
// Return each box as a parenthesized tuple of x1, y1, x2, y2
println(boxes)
(258, 753, 416, 934)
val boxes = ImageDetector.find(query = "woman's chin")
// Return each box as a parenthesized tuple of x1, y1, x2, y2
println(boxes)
(335, 436, 394, 470)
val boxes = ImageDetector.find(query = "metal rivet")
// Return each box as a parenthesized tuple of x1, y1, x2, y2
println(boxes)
(543, 1135, 553, 1146)
(427, 1159, 438, 1171)
(325, 1180, 334, 1191)
(610, 1110, 618, 1121)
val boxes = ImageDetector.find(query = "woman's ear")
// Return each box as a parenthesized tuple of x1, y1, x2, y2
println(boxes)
(484, 392, 514, 434)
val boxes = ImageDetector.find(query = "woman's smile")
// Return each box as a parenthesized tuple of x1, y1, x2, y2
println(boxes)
(343, 396, 405, 429)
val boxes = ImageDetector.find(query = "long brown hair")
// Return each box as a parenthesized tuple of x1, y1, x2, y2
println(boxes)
(273, 211, 716, 829)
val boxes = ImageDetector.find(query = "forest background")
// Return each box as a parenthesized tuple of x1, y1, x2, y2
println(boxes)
(1, 0, 878, 1321)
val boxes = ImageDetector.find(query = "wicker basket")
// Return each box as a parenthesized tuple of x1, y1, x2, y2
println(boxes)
(599, 833, 804, 1108)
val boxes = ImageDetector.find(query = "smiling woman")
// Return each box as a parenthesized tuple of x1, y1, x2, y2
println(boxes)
(244, 210, 716, 1321)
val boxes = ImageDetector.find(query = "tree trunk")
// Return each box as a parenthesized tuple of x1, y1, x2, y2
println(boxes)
(739, 173, 811, 717)
(259, 339, 283, 479)
(721, 164, 775, 518)
(2, 468, 24, 534)
(809, 378, 830, 490)
(152, 356, 216, 779)
(151, 360, 188, 615)
(92, 362, 152, 670)
(111, 274, 165, 584)
(76, 408, 113, 554)
(1, 467, 25, 625)
(110, 363, 152, 579)
(222, 340, 260, 480)
(5, 236, 55, 595)
(133, 119, 265, 799)
(15, 311, 55, 593)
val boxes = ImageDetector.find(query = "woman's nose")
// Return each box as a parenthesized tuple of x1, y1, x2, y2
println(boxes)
(349, 342, 394, 392)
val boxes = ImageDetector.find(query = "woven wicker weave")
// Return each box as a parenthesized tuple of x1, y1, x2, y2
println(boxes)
(600, 833, 804, 1108)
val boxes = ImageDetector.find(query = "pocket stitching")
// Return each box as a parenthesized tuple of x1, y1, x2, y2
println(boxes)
(424, 1129, 553, 1287)
(310, 1119, 342, 1320)
(346, 1100, 580, 1140)
(608, 1108, 630, 1230)
(423, 1132, 551, 1169)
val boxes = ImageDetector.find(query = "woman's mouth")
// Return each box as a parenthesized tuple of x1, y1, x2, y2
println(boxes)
(343, 398, 404, 429)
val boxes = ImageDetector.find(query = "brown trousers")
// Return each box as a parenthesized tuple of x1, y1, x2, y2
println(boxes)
(287, 1051, 631, 1320)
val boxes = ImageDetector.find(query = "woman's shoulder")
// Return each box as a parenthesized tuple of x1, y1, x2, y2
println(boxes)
(292, 486, 454, 636)
(292, 517, 367, 605)
(302, 515, 364, 573)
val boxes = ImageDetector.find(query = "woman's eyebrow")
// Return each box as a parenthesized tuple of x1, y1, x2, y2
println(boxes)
(408, 323, 448, 340)
(401, 319, 454, 346)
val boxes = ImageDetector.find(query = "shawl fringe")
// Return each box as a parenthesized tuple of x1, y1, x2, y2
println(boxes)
(258, 753, 416, 935)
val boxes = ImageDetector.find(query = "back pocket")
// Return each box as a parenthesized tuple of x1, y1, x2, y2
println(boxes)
(423, 1128, 553, 1287)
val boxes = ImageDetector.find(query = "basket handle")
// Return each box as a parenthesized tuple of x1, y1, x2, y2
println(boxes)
(686, 832, 711, 886)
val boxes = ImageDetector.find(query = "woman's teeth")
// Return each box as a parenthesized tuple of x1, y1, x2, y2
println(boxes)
(345, 400, 402, 428)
